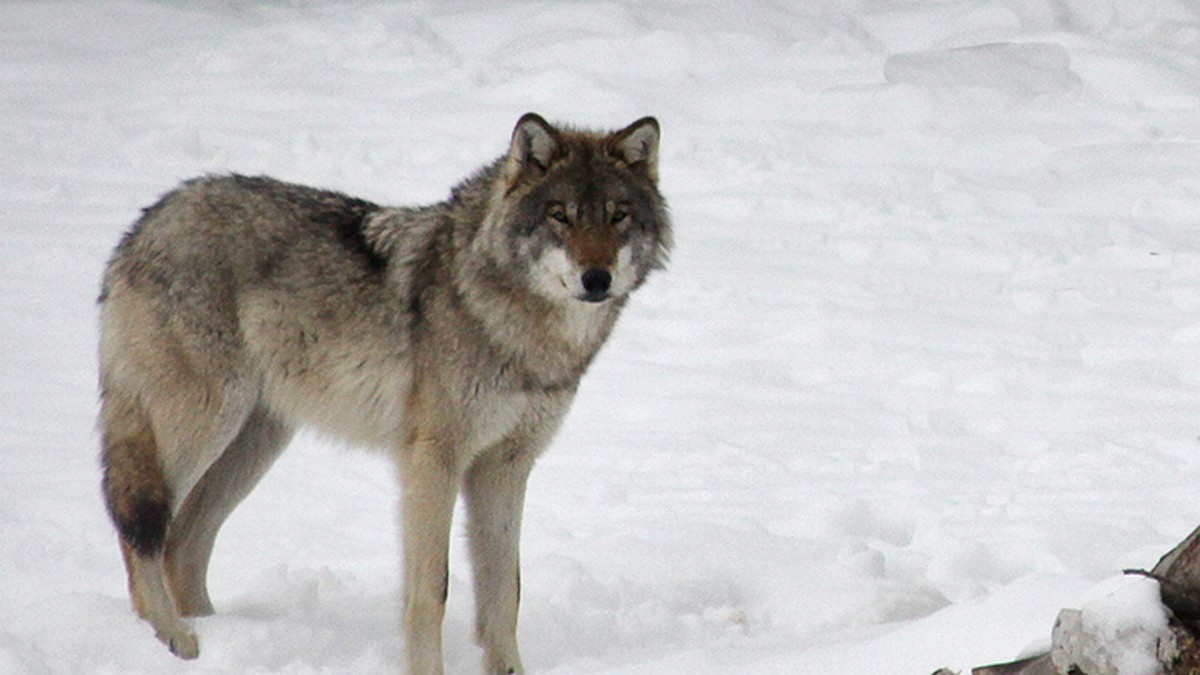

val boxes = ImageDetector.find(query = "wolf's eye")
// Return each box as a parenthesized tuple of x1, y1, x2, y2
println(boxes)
(547, 205, 569, 225)
(611, 209, 630, 225)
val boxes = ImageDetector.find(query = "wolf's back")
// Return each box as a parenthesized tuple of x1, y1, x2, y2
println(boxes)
(103, 175, 385, 300)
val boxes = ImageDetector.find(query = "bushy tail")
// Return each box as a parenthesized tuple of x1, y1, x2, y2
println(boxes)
(100, 387, 171, 557)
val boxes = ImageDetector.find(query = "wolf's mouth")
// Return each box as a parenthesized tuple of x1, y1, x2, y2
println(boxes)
(578, 291, 611, 303)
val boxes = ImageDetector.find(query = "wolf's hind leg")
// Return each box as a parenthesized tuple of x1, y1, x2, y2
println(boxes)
(119, 540, 200, 658)
(165, 407, 294, 617)
(101, 393, 199, 659)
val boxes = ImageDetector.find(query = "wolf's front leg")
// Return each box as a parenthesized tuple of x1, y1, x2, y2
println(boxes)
(398, 446, 458, 675)
(463, 444, 537, 675)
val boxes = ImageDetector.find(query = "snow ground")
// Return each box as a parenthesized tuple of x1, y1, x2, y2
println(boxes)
(2, 0, 1200, 672)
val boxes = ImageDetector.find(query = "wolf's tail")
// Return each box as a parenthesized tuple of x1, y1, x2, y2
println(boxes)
(100, 385, 172, 557)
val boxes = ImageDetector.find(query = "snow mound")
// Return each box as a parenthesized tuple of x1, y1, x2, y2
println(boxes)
(884, 42, 1082, 97)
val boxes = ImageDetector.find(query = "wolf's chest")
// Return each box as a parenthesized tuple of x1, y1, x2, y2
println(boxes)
(460, 388, 532, 454)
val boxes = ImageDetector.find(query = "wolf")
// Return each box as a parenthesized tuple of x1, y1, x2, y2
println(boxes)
(97, 113, 670, 673)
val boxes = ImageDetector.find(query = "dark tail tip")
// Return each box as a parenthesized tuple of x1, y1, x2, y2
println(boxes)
(111, 491, 171, 557)
(101, 431, 172, 557)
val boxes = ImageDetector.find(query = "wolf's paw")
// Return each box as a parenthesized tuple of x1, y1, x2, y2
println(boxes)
(484, 654, 523, 675)
(159, 629, 199, 660)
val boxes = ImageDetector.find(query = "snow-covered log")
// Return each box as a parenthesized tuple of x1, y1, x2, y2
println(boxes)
(965, 528, 1200, 675)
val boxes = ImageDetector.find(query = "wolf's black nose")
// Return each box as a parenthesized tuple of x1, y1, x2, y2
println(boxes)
(580, 269, 612, 301)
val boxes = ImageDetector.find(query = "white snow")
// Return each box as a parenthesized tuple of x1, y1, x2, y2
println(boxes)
(2, 0, 1200, 673)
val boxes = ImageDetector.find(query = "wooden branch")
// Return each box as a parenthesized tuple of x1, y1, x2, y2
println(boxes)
(970, 653, 1054, 675)
(1123, 568, 1200, 622)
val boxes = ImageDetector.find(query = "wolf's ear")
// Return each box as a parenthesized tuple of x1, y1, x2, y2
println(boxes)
(509, 113, 562, 176)
(608, 117, 660, 181)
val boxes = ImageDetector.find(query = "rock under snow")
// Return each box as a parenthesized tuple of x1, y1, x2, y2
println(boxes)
(1051, 575, 1176, 675)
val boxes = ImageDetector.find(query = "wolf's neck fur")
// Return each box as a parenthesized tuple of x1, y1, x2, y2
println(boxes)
(452, 254, 620, 392)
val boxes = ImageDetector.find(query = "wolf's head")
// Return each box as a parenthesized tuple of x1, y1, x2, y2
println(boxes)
(480, 113, 671, 307)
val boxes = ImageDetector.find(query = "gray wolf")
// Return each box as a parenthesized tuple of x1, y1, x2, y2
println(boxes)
(97, 113, 670, 673)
